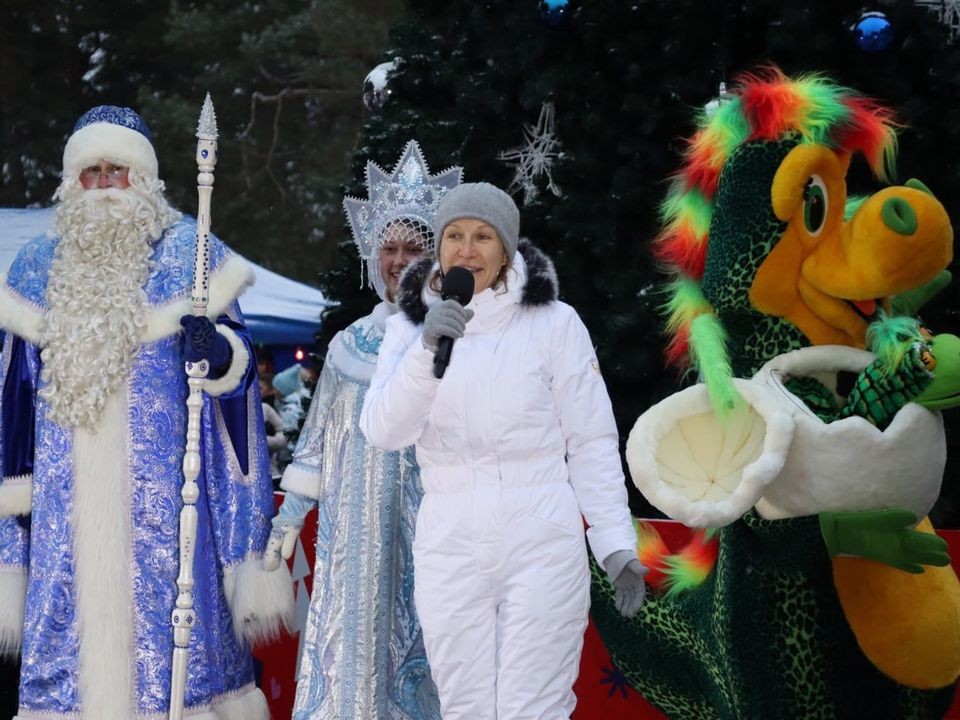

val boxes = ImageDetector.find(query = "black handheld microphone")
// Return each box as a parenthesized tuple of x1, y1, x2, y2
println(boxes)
(433, 266, 475, 379)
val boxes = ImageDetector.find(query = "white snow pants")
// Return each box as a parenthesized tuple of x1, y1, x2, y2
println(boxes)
(413, 477, 591, 720)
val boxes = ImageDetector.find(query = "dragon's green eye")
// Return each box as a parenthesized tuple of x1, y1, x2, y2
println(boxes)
(803, 175, 829, 235)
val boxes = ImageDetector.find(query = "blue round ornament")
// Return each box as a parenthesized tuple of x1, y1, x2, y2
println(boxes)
(539, 0, 569, 27)
(853, 11, 893, 52)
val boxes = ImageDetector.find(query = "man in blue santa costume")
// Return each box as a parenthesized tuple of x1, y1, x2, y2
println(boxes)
(0, 105, 293, 719)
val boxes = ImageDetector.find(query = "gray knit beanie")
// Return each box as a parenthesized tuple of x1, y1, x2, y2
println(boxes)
(432, 182, 520, 259)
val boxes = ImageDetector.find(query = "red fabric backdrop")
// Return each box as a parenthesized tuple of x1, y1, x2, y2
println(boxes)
(254, 498, 960, 719)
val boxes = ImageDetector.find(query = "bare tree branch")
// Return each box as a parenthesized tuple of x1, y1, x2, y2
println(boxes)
(238, 86, 352, 198)
(241, 87, 350, 139)
(265, 90, 287, 199)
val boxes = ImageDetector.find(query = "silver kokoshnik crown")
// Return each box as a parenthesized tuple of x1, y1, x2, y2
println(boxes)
(343, 140, 462, 299)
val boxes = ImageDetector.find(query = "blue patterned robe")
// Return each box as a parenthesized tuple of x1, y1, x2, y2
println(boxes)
(0, 217, 284, 719)
(281, 302, 440, 720)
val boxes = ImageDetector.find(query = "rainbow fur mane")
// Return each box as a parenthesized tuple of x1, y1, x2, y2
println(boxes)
(656, 68, 898, 409)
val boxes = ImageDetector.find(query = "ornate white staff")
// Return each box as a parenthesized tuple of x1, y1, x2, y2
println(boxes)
(168, 93, 218, 720)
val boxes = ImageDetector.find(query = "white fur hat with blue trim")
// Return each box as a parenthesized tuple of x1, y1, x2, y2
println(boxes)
(63, 105, 158, 179)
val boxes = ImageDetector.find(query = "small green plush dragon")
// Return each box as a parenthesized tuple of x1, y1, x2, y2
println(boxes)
(793, 316, 941, 428)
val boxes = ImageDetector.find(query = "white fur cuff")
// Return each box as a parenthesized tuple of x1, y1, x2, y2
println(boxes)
(279, 464, 322, 501)
(0, 568, 27, 658)
(203, 324, 250, 397)
(143, 255, 255, 344)
(0, 279, 43, 345)
(0, 477, 33, 517)
(223, 555, 294, 647)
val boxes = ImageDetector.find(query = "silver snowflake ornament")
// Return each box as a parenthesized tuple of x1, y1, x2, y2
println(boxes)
(915, 0, 960, 42)
(499, 102, 564, 206)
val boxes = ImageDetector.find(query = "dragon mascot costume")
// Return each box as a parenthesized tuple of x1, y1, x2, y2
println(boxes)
(590, 69, 960, 719)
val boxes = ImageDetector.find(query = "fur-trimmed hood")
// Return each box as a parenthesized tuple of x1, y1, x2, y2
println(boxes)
(397, 238, 558, 325)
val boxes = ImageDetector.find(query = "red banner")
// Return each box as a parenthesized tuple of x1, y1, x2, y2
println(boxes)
(255, 498, 960, 719)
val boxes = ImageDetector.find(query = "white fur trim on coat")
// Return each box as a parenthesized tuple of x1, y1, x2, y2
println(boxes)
(63, 121, 158, 178)
(0, 278, 43, 345)
(71, 389, 134, 720)
(0, 476, 33, 517)
(143, 255, 255, 343)
(626, 378, 795, 528)
(222, 554, 294, 647)
(0, 568, 26, 658)
(203, 324, 250, 397)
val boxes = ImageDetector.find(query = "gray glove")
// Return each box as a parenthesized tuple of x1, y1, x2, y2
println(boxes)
(603, 549, 648, 618)
(421, 299, 474, 352)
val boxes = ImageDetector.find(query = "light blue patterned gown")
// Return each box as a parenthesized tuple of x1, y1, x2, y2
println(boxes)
(282, 301, 440, 720)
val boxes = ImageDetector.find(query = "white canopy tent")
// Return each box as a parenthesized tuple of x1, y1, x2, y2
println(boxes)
(0, 207, 333, 345)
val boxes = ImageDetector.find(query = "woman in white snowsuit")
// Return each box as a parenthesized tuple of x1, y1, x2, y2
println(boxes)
(360, 182, 647, 719)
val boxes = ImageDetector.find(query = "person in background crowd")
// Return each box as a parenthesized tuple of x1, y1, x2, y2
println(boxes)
(272, 361, 314, 431)
(260, 373, 288, 481)
(256, 343, 276, 377)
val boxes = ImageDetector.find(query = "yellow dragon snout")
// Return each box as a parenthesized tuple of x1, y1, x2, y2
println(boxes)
(753, 142, 954, 349)
(808, 184, 954, 299)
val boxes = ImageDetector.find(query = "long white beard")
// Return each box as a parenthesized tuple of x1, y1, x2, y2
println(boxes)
(39, 179, 181, 428)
